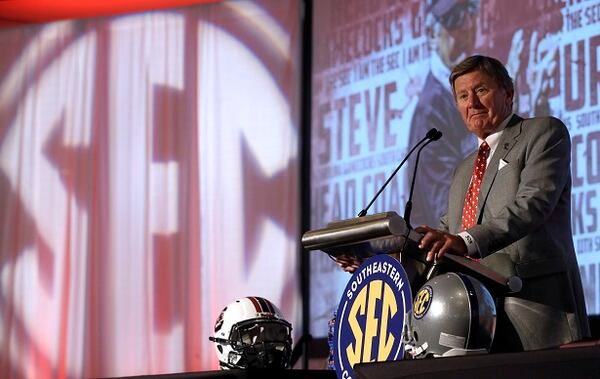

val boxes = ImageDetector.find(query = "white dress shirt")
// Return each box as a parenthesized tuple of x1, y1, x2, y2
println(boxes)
(457, 113, 514, 256)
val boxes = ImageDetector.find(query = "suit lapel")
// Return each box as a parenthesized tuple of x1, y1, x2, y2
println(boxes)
(476, 114, 523, 221)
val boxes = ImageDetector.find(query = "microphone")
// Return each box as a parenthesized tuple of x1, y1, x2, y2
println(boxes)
(424, 128, 442, 141)
(403, 129, 443, 227)
(357, 128, 441, 217)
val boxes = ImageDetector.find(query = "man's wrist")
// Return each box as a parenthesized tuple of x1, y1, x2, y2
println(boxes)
(457, 231, 480, 257)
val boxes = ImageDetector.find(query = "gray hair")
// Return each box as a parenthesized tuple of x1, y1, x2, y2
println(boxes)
(449, 55, 514, 97)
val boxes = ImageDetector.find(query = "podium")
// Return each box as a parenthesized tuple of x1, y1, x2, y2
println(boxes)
(301, 212, 600, 377)
(301, 211, 521, 295)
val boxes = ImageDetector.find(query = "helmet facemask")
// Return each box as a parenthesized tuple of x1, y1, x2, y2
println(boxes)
(210, 298, 293, 370)
(225, 318, 292, 369)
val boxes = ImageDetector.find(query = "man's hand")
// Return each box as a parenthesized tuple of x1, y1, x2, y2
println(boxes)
(334, 255, 364, 273)
(414, 225, 468, 262)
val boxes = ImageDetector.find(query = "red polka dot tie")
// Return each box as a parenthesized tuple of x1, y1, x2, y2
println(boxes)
(461, 141, 490, 231)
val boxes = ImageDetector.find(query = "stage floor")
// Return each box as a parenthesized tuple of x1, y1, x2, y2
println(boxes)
(118, 344, 600, 379)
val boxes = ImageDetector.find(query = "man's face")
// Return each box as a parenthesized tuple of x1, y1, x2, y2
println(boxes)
(453, 70, 513, 139)
(437, 4, 477, 66)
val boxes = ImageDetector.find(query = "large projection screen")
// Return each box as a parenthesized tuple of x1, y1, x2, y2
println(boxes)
(0, 0, 301, 377)
(310, 0, 600, 337)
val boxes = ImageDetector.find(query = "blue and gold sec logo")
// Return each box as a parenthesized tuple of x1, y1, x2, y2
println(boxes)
(333, 254, 412, 379)
(413, 285, 433, 319)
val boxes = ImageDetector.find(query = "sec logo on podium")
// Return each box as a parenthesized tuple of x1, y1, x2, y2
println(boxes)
(333, 254, 412, 379)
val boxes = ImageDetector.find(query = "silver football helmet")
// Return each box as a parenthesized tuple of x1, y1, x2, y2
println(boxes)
(209, 296, 293, 369)
(403, 272, 496, 358)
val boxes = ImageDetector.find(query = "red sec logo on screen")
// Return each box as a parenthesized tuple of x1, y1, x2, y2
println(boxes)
(333, 254, 412, 379)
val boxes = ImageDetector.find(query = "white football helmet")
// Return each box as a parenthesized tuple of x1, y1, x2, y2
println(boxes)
(403, 272, 496, 358)
(209, 296, 293, 369)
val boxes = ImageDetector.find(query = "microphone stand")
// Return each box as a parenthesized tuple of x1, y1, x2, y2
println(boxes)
(403, 134, 440, 228)
(399, 130, 442, 274)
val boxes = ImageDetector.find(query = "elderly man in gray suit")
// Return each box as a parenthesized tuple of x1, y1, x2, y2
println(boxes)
(416, 55, 590, 351)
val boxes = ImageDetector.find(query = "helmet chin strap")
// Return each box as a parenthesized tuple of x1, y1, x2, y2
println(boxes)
(245, 344, 287, 368)
(404, 341, 430, 359)
(219, 359, 238, 370)
(223, 342, 288, 369)
(401, 311, 431, 359)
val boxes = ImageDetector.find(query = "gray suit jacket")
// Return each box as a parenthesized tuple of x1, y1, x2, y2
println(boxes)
(440, 114, 590, 350)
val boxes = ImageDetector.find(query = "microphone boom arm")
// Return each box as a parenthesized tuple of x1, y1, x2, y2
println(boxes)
(357, 128, 440, 217)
